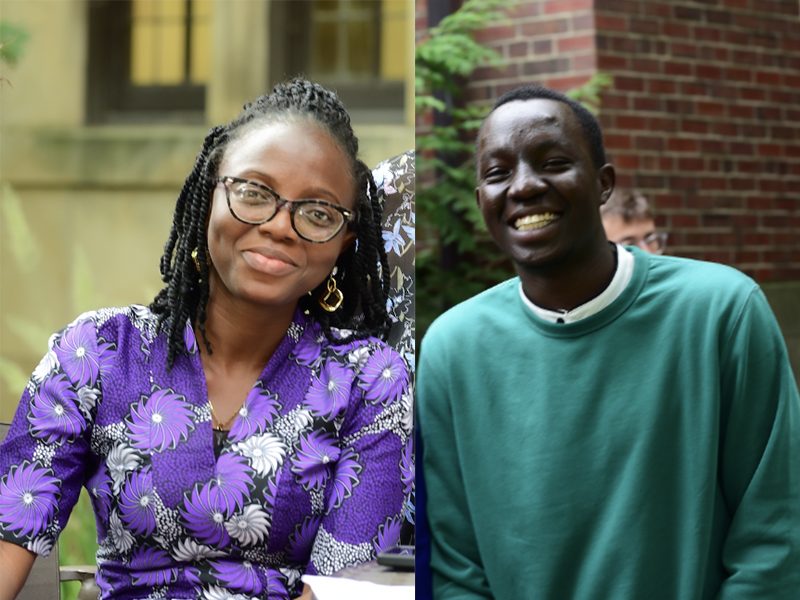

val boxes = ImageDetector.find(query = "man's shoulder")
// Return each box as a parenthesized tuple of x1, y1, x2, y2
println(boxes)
(424, 278, 519, 342)
(651, 253, 756, 286)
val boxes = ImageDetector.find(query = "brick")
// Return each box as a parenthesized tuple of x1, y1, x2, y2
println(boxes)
(615, 76, 646, 92)
(633, 97, 663, 112)
(671, 42, 698, 58)
(670, 213, 700, 228)
(557, 35, 595, 53)
(756, 106, 782, 121)
(700, 140, 725, 154)
(631, 58, 661, 73)
(635, 136, 665, 151)
(725, 68, 752, 83)
(729, 105, 755, 120)
(521, 19, 569, 36)
(683, 119, 709, 134)
(662, 22, 691, 38)
(615, 154, 640, 170)
(648, 116, 676, 132)
(729, 142, 754, 155)
(474, 25, 517, 44)
(666, 99, 695, 114)
(616, 115, 649, 129)
(604, 134, 633, 149)
(598, 54, 629, 70)
(595, 14, 627, 31)
(757, 143, 784, 157)
(510, 1, 541, 18)
(707, 9, 732, 24)
(533, 39, 553, 54)
(756, 71, 782, 86)
(693, 26, 722, 43)
(668, 138, 699, 153)
(643, 2, 670, 17)
(674, 6, 703, 20)
(678, 157, 706, 171)
(544, 0, 592, 14)
(696, 101, 726, 117)
(712, 122, 739, 136)
(572, 13, 594, 30)
(522, 58, 570, 76)
(664, 61, 692, 76)
(630, 17, 660, 35)
(545, 74, 593, 90)
(695, 64, 723, 79)
(509, 41, 529, 58)
(649, 79, 678, 94)
(572, 53, 596, 70)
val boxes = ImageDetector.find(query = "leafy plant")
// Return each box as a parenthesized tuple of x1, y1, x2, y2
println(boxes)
(0, 20, 29, 87)
(415, 1, 612, 336)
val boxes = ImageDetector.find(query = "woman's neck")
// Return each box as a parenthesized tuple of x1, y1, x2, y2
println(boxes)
(199, 287, 297, 371)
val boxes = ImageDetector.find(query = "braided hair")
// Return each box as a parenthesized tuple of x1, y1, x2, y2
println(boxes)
(150, 78, 390, 367)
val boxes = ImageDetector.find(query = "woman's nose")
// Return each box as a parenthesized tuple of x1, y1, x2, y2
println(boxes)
(257, 203, 297, 240)
(508, 163, 546, 200)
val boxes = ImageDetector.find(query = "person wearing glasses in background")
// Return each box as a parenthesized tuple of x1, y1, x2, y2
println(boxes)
(601, 188, 668, 254)
(0, 79, 411, 600)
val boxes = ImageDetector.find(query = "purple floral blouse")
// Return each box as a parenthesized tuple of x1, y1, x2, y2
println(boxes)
(0, 305, 413, 599)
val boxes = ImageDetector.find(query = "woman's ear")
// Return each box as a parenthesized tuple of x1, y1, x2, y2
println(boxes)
(340, 231, 357, 255)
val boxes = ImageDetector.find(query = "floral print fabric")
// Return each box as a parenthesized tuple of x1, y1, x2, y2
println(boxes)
(372, 150, 416, 540)
(0, 306, 412, 599)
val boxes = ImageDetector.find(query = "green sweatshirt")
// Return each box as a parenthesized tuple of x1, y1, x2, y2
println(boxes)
(417, 248, 800, 599)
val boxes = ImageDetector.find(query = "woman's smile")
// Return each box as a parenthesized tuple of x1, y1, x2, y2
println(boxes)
(241, 249, 298, 277)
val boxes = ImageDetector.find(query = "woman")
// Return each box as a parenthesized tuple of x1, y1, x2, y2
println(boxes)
(0, 79, 412, 599)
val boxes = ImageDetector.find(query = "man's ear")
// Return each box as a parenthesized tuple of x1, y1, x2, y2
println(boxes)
(598, 163, 616, 206)
(475, 186, 481, 208)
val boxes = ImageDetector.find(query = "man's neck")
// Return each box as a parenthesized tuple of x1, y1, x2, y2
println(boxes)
(518, 242, 617, 312)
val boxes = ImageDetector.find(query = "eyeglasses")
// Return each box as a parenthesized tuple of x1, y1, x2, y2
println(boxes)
(217, 176, 356, 243)
(619, 231, 669, 255)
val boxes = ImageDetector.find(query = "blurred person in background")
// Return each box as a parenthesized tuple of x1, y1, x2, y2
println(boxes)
(601, 188, 668, 254)
(0, 78, 411, 600)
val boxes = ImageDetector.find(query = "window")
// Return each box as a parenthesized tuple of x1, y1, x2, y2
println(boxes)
(87, 0, 211, 123)
(269, 0, 408, 123)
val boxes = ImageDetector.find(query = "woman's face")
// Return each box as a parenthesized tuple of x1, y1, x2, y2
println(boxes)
(206, 119, 356, 310)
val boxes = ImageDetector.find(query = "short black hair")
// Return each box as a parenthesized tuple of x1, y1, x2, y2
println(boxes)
(150, 78, 390, 367)
(486, 84, 607, 168)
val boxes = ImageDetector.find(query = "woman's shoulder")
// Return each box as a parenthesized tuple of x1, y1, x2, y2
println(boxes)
(55, 304, 160, 340)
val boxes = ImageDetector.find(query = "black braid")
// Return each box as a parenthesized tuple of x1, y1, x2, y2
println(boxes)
(150, 79, 391, 368)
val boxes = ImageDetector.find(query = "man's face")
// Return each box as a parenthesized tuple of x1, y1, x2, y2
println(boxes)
(476, 99, 614, 273)
(602, 215, 663, 253)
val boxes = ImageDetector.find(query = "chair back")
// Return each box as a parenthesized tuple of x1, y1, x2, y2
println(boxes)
(374, 150, 415, 365)
(0, 422, 62, 600)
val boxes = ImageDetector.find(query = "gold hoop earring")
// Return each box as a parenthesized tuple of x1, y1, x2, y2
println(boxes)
(318, 269, 343, 312)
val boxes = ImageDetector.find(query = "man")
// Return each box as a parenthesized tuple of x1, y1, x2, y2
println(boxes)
(416, 85, 800, 599)
(601, 188, 668, 254)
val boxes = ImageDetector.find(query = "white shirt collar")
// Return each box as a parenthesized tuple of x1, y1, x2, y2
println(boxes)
(519, 244, 634, 323)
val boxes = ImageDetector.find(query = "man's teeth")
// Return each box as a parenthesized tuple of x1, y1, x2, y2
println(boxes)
(514, 213, 557, 231)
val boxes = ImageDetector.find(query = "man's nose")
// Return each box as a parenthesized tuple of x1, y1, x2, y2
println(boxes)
(508, 163, 546, 200)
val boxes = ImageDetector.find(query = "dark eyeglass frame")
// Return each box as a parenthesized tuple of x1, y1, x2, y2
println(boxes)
(217, 176, 356, 243)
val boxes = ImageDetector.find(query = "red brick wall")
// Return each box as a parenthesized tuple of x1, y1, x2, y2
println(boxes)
(419, 0, 800, 282)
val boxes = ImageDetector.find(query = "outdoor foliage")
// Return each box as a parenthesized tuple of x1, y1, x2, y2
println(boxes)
(416, 0, 611, 337)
